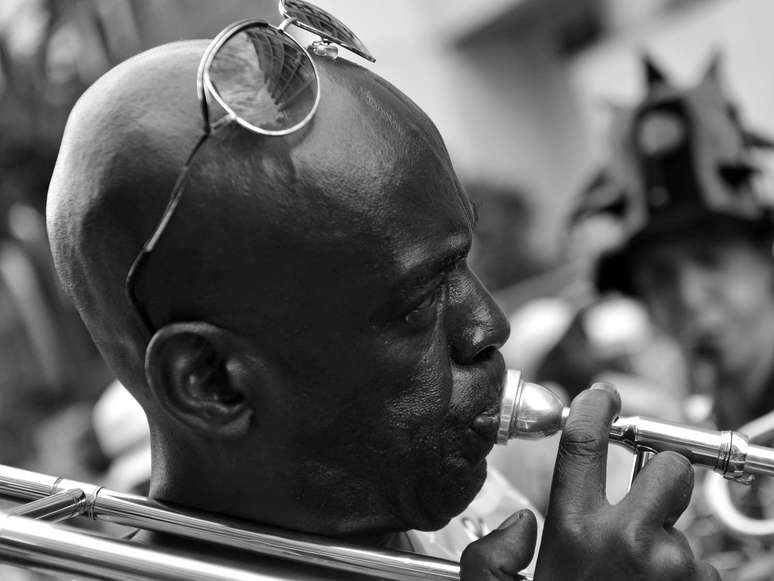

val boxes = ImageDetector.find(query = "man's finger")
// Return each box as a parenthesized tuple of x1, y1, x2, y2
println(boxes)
(549, 382, 621, 511)
(620, 451, 694, 527)
(460, 509, 537, 581)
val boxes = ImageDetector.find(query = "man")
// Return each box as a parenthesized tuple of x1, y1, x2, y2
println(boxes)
(46, 17, 717, 579)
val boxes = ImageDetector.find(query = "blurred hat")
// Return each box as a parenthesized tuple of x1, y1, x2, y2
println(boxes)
(571, 54, 774, 295)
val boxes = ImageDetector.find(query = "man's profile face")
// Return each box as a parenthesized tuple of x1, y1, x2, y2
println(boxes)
(211, 99, 511, 537)
(631, 231, 774, 376)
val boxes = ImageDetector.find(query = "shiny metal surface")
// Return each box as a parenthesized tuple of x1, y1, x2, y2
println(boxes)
(0, 511, 285, 581)
(0, 464, 59, 499)
(703, 408, 774, 537)
(497, 369, 521, 444)
(0, 464, 477, 580)
(497, 370, 568, 444)
(498, 372, 774, 484)
(745, 444, 774, 476)
(94, 489, 462, 581)
(8, 489, 86, 522)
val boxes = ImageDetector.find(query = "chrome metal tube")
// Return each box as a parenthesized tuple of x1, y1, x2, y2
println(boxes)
(0, 464, 472, 580)
(8, 489, 86, 522)
(94, 489, 462, 581)
(703, 409, 774, 538)
(0, 511, 290, 581)
(497, 370, 774, 483)
(744, 444, 774, 477)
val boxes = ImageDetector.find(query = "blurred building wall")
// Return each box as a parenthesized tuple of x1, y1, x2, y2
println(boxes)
(312, 0, 591, 264)
(310, 0, 773, 266)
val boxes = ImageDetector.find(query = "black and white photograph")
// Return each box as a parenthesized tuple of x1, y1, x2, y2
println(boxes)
(0, 1, 771, 579)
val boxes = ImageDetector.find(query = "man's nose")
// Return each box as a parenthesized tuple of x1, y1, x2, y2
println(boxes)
(446, 268, 510, 364)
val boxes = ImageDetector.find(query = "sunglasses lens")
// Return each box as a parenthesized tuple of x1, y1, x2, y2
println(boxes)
(209, 24, 318, 133)
(280, 0, 374, 62)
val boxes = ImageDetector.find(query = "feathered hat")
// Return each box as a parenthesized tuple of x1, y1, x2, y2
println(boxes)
(572, 54, 774, 295)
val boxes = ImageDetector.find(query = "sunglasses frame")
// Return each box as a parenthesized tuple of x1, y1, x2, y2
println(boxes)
(197, 18, 321, 137)
(125, 2, 370, 336)
(278, 0, 375, 63)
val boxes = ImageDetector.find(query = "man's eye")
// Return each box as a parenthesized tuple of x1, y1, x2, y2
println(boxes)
(403, 286, 441, 326)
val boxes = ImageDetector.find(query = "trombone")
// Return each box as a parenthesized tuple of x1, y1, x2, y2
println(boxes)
(1, 370, 774, 580)
(0, 464, 463, 580)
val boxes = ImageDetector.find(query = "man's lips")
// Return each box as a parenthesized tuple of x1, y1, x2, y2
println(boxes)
(460, 351, 505, 446)
(467, 365, 506, 444)
(470, 413, 499, 442)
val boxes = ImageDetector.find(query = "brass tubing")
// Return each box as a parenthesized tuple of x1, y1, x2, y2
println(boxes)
(744, 444, 774, 477)
(8, 489, 86, 522)
(0, 463, 536, 580)
(93, 489, 463, 581)
(0, 511, 293, 581)
(608, 417, 731, 470)
(0, 464, 478, 580)
(0, 464, 59, 499)
(499, 372, 774, 483)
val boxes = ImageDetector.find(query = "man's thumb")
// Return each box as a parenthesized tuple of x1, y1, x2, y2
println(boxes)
(460, 509, 537, 580)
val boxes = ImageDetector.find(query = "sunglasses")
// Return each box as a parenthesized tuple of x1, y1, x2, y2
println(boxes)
(125, 0, 374, 335)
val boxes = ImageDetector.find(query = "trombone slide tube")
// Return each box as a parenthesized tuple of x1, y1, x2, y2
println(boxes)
(8, 489, 87, 522)
(0, 511, 285, 581)
(0, 464, 470, 581)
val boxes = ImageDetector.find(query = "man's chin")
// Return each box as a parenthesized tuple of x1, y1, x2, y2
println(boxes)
(409, 458, 489, 532)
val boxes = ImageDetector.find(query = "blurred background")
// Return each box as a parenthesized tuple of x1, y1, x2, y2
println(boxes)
(2, 0, 774, 578)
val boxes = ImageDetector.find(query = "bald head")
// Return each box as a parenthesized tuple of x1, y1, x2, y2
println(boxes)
(47, 40, 461, 404)
(47, 37, 510, 536)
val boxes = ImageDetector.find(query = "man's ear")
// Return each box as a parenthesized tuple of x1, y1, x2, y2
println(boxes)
(145, 321, 252, 439)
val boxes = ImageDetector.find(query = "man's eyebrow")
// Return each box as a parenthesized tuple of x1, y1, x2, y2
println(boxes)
(370, 236, 470, 323)
(396, 239, 470, 292)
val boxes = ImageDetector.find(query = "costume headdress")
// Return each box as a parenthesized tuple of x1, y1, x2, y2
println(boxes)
(573, 54, 774, 294)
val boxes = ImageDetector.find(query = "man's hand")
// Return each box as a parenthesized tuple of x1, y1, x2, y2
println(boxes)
(460, 509, 537, 580)
(461, 383, 721, 580)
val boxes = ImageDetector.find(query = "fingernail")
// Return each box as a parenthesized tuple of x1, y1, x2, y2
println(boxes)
(497, 509, 526, 530)
(590, 381, 618, 396)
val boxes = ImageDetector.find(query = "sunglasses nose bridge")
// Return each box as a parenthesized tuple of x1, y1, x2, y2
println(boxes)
(277, 17, 295, 32)
(309, 40, 339, 61)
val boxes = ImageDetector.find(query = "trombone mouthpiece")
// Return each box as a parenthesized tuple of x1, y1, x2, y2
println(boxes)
(496, 370, 568, 444)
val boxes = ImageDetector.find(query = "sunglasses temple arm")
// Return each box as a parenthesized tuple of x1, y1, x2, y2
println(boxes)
(147, 132, 209, 251)
(126, 248, 155, 336)
(125, 131, 210, 336)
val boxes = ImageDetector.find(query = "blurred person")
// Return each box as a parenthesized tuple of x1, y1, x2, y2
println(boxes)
(573, 54, 774, 578)
(575, 55, 774, 430)
(44, 4, 718, 579)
